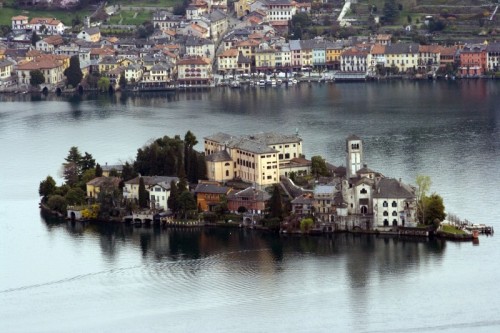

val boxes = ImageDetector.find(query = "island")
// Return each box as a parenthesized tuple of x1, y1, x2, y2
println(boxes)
(39, 131, 491, 240)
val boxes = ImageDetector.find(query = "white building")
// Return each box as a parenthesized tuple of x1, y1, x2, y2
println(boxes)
(123, 176, 179, 210)
(373, 178, 416, 229)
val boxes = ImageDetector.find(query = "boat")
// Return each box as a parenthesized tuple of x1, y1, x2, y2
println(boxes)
(230, 80, 241, 88)
(258, 80, 266, 87)
(271, 79, 277, 86)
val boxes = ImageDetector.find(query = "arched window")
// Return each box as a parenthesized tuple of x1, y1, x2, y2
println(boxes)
(383, 201, 388, 207)
(383, 219, 389, 226)
(392, 219, 398, 226)
(360, 188, 367, 194)
(361, 206, 368, 214)
(392, 201, 397, 207)
(383, 211, 388, 216)
(392, 211, 398, 216)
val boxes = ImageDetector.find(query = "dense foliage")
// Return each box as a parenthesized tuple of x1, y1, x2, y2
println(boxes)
(64, 56, 84, 88)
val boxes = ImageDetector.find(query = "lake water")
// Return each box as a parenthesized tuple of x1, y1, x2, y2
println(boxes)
(0, 80, 499, 332)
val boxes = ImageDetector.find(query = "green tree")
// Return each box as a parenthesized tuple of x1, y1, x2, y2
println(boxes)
(39, 175, 56, 201)
(31, 31, 41, 46)
(121, 162, 136, 181)
(64, 55, 83, 88)
(98, 77, 110, 92)
(184, 130, 198, 182)
(0, 25, 12, 38)
(47, 195, 67, 214)
(95, 163, 103, 177)
(178, 191, 196, 219)
(63, 162, 80, 187)
(65, 187, 86, 205)
(197, 152, 207, 180)
(119, 72, 127, 89)
(300, 217, 314, 232)
(167, 180, 179, 214)
(81, 168, 96, 186)
(138, 177, 148, 208)
(29, 69, 45, 86)
(416, 175, 432, 224)
(383, 0, 399, 24)
(422, 193, 446, 226)
(80, 152, 95, 173)
(65, 146, 82, 164)
(311, 155, 329, 177)
(268, 184, 283, 219)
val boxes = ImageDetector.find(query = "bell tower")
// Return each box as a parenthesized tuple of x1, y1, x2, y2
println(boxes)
(346, 135, 363, 179)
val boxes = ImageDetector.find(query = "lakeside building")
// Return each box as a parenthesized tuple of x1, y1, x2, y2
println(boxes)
(86, 176, 121, 200)
(3, 5, 498, 93)
(123, 176, 179, 210)
(204, 131, 305, 187)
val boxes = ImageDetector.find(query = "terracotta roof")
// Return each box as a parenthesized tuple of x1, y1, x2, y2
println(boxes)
(371, 43, 385, 55)
(30, 17, 62, 26)
(219, 48, 239, 57)
(90, 48, 115, 56)
(177, 57, 210, 65)
(17, 58, 63, 70)
(41, 35, 64, 45)
(419, 44, 441, 53)
(12, 15, 29, 20)
(188, 23, 208, 34)
(26, 49, 43, 57)
(87, 176, 121, 187)
(270, 21, 289, 26)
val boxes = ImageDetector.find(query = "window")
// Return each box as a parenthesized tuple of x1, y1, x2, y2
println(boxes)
(226, 170, 229, 177)
(392, 211, 398, 216)
(360, 188, 367, 194)
(383, 211, 389, 216)
(285, 153, 290, 159)
(384, 219, 389, 226)
(383, 201, 388, 207)
(392, 201, 397, 207)
(392, 219, 398, 226)
(361, 206, 368, 214)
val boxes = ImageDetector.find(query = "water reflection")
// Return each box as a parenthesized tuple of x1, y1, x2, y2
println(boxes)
(45, 218, 445, 271)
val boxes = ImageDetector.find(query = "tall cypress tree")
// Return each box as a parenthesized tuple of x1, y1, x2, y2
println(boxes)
(268, 185, 283, 219)
(138, 177, 148, 208)
(64, 56, 83, 88)
(167, 180, 178, 214)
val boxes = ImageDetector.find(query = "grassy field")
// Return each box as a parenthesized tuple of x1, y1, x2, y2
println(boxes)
(0, 7, 94, 26)
(107, 10, 152, 25)
(441, 224, 467, 235)
(108, 0, 181, 8)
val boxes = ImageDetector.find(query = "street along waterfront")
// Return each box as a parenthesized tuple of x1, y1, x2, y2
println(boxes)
(0, 80, 499, 332)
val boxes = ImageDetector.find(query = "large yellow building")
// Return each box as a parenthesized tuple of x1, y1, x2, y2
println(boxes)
(254, 48, 276, 72)
(385, 43, 419, 73)
(204, 132, 303, 187)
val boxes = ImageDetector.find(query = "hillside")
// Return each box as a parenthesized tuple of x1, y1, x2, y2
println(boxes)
(1, 0, 498, 42)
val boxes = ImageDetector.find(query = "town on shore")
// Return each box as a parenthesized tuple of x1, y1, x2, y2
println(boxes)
(39, 130, 491, 240)
(1, 0, 500, 93)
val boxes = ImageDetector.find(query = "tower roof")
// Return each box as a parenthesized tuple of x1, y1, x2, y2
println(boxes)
(346, 134, 361, 141)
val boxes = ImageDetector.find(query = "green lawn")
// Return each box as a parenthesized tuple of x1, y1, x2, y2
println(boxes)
(441, 224, 467, 235)
(108, 0, 181, 8)
(0, 7, 93, 26)
(107, 10, 151, 25)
